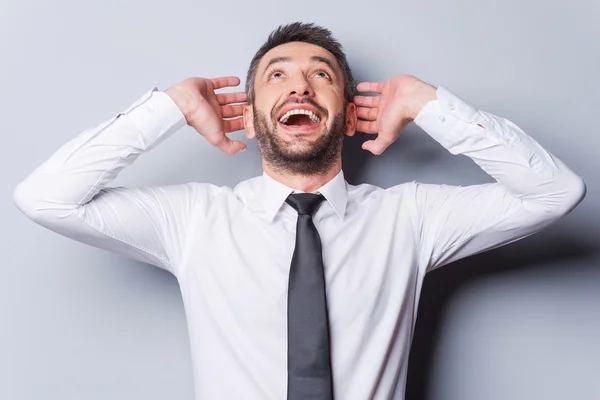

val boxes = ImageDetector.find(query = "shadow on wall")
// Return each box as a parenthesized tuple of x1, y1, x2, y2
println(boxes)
(341, 131, 372, 183)
(404, 227, 597, 400)
(341, 118, 449, 188)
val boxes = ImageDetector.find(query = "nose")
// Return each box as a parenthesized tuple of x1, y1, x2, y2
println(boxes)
(289, 76, 314, 97)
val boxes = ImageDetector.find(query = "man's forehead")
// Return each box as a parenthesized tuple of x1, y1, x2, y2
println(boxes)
(258, 42, 339, 71)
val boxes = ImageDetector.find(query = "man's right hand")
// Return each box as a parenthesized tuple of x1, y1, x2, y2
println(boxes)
(165, 76, 248, 155)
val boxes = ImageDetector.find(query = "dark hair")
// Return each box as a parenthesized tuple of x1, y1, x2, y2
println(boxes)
(245, 22, 355, 105)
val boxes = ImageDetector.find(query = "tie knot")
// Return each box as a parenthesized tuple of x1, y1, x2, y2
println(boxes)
(285, 193, 326, 216)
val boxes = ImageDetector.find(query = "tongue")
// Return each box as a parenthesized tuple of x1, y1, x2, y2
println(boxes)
(285, 114, 314, 126)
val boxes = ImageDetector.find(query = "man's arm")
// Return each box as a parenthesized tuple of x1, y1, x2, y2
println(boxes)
(354, 76, 586, 273)
(12, 88, 197, 275)
(13, 77, 247, 277)
(410, 86, 586, 272)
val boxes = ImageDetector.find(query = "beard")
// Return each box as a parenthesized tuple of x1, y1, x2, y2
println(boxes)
(252, 104, 346, 176)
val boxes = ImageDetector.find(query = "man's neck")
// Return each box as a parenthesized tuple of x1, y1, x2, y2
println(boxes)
(262, 160, 342, 193)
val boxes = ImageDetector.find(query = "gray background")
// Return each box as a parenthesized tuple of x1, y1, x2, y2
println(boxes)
(2, 0, 599, 399)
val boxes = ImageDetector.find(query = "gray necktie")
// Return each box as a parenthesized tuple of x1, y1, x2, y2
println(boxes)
(285, 192, 334, 399)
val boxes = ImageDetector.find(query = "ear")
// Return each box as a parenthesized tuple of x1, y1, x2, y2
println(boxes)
(243, 104, 256, 139)
(344, 101, 357, 137)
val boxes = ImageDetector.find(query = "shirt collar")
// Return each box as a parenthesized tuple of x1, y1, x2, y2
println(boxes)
(261, 169, 348, 222)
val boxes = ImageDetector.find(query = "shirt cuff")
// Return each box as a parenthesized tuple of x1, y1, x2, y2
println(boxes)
(119, 87, 188, 150)
(413, 85, 485, 153)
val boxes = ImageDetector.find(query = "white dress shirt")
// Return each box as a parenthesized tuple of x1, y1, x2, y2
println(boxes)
(13, 85, 586, 399)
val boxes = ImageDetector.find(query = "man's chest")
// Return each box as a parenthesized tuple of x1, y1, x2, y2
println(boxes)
(177, 210, 420, 334)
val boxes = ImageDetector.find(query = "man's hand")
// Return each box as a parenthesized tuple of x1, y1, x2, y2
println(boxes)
(353, 74, 437, 155)
(165, 76, 247, 155)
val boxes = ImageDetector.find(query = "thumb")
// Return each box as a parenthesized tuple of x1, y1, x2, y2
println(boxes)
(222, 139, 247, 155)
(208, 131, 247, 155)
(362, 138, 387, 155)
(232, 140, 248, 154)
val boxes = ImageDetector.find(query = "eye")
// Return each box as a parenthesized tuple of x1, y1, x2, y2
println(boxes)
(268, 69, 285, 80)
(314, 70, 332, 80)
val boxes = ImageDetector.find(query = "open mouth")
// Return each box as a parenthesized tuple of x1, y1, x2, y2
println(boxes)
(276, 106, 323, 132)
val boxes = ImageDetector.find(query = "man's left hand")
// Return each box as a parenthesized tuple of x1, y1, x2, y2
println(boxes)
(353, 74, 437, 155)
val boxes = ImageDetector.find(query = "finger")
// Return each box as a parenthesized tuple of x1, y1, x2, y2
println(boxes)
(356, 120, 378, 134)
(224, 117, 245, 133)
(353, 95, 380, 107)
(228, 140, 247, 155)
(362, 137, 392, 156)
(356, 107, 378, 121)
(217, 92, 247, 105)
(356, 82, 384, 93)
(221, 105, 245, 118)
(220, 138, 247, 155)
(210, 76, 241, 90)
(208, 132, 247, 155)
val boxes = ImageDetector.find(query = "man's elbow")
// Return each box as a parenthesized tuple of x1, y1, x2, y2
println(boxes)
(13, 181, 39, 220)
(12, 181, 56, 223)
(555, 174, 587, 217)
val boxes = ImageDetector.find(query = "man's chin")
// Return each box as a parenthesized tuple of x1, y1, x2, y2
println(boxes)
(272, 129, 327, 157)
(276, 140, 321, 158)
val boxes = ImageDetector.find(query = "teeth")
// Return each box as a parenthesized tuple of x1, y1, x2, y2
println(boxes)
(278, 109, 321, 124)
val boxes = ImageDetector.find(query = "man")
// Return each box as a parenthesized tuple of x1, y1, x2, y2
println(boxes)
(13, 22, 586, 400)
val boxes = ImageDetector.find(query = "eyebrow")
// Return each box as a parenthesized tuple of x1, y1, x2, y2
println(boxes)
(262, 56, 338, 79)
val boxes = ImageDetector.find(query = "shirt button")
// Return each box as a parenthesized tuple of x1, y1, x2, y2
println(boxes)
(448, 104, 456, 111)
(147, 105, 155, 112)
(438, 115, 446, 122)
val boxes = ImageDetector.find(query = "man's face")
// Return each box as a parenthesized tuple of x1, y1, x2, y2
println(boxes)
(244, 42, 356, 175)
